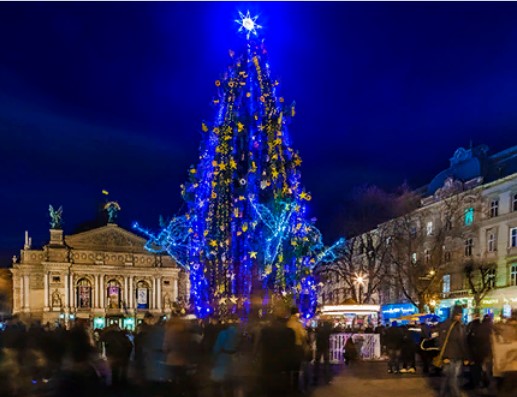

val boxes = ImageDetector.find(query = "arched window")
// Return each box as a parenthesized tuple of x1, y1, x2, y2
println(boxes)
(107, 279, 121, 309)
(136, 280, 150, 310)
(77, 278, 92, 309)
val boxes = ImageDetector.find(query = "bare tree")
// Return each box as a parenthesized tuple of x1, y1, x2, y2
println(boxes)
(464, 259, 496, 310)
(388, 183, 480, 311)
(317, 184, 398, 304)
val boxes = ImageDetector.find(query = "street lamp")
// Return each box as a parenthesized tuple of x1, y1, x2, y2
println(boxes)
(353, 272, 366, 304)
(429, 299, 437, 313)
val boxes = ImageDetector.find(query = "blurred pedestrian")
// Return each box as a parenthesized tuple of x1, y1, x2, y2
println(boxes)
(313, 318, 332, 384)
(100, 322, 133, 389)
(384, 321, 403, 374)
(491, 312, 517, 397)
(259, 312, 296, 397)
(286, 307, 309, 393)
(436, 305, 470, 397)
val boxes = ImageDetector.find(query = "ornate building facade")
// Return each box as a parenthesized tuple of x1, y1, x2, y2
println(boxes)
(11, 216, 188, 329)
(320, 144, 517, 322)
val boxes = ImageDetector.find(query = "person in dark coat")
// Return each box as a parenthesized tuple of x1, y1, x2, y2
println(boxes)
(400, 323, 419, 373)
(466, 310, 487, 389)
(100, 323, 133, 388)
(436, 305, 470, 397)
(384, 321, 404, 374)
(54, 325, 105, 397)
(258, 314, 296, 397)
(313, 319, 333, 384)
(343, 336, 358, 366)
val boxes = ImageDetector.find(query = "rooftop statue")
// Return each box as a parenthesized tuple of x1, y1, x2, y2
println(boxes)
(49, 205, 63, 229)
(104, 201, 121, 223)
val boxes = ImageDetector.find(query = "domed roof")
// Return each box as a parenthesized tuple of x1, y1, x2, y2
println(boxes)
(427, 146, 485, 195)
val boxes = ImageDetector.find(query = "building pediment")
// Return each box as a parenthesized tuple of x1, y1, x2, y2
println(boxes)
(65, 224, 147, 253)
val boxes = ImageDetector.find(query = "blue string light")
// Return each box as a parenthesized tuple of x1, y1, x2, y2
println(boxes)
(134, 12, 345, 319)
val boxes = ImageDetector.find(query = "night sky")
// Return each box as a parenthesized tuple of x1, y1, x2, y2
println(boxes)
(1, 2, 517, 265)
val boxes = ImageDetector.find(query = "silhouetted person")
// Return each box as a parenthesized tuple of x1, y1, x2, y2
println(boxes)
(54, 325, 105, 397)
(259, 314, 296, 397)
(385, 321, 404, 374)
(343, 337, 358, 366)
(313, 319, 332, 384)
(101, 323, 132, 388)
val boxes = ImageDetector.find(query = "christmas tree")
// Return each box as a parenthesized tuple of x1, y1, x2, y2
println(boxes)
(136, 12, 343, 319)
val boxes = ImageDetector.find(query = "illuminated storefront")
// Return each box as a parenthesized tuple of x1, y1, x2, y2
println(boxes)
(321, 304, 380, 327)
(480, 286, 517, 320)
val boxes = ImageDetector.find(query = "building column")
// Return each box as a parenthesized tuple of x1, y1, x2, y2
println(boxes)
(100, 276, 105, 309)
(129, 276, 134, 309)
(172, 278, 178, 301)
(70, 273, 75, 310)
(64, 273, 69, 309)
(151, 278, 156, 310)
(44, 272, 49, 310)
(157, 277, 162, 311)
(124, 277, 129, 309)
(93, 275, 98, 308)
(97, 274, 101, 308)
(23, 275, 30, 312)
(19, 275, 24, 311)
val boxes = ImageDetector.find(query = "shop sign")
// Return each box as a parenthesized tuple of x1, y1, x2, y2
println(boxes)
(481, 298, 501, 308)
(381, 303, 417, 317)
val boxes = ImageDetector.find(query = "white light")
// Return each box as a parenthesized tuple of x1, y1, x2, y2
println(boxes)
(243, 17, 255, 31)
(235, 11, 262, 38)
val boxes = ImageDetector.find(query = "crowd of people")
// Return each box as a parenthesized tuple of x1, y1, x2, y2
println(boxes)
(0, 307, 336, 397)
(378, 305, 517, 397)
(0, 305, 515, 397)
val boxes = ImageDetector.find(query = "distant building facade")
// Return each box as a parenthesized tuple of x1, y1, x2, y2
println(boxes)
(11, 217, 189, 329)
(320, 144, 517, 322)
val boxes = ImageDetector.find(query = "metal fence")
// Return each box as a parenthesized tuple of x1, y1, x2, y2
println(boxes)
(329, 333, 382, 363)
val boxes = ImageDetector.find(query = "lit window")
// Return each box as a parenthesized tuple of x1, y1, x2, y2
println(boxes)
(442, 274, 451, 293)
(464, 208, 474, 226)
(465, 238, 473, 257)
(411, 252, 417, 264)
(427, 221, 433, 236)
(511, 227, 517, 248)
(487, 231, 496, 252)
(511, 264, 517, 286)
(77, 278, 92, 309)
(107, 280, 121, 309)
(489, 199, 499, 218)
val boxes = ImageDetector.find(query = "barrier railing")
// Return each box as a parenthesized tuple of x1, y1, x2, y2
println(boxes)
(329, 333, 382, 363)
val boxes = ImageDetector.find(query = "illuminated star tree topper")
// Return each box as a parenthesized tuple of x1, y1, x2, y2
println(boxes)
(235, 10, 262, 38)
